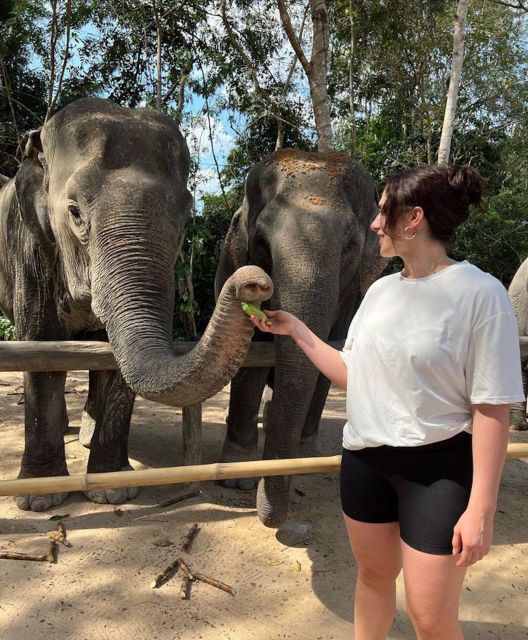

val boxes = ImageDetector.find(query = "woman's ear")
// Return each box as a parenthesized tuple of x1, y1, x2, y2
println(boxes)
(411, 206, 425, 226)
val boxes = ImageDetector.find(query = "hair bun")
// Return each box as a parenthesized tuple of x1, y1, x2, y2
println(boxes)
(447, 165, 484, 207)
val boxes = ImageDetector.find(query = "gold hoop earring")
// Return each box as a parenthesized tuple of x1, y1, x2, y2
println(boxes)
(404, 225, 417, 240)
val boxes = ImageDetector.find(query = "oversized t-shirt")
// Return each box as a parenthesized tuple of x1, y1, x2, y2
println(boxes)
(340, 260, 525, 450)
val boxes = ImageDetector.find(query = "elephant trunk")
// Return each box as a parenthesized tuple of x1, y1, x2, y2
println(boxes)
(257, 244, 340, 527)
(91, 213, 273, 407)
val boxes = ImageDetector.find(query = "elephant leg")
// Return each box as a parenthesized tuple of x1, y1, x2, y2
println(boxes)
(220, 366, 270, 490)
(299, 373, 332, 456)
(16, 371, 70, 511)
(510, 362, 527, 430)
(84, 369, 137, 504)
(79, 372, 98, 448)
(257, 358, 320, 528)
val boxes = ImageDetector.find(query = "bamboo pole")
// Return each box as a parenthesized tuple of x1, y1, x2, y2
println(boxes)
(0, 445, 526, 498)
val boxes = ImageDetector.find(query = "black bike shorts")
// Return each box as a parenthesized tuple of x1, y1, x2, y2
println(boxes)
(340, 431, 473, 555)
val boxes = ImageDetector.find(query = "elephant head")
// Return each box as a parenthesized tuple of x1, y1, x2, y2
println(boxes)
(14, 97, 273, 406)
(216, 149, 385, 526)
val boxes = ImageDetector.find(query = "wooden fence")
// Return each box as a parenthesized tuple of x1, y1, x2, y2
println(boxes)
(0, 338, 526, 496)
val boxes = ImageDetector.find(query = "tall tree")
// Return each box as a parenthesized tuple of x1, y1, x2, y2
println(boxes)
(437, 0, 471, 164)
(278, 0, 334, 150)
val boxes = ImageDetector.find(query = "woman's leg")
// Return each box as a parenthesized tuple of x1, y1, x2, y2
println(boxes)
(343, 515, 402, 640)
(401, 541, 466, 640)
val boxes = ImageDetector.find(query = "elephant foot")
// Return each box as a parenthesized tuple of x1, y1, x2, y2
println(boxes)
(79, 410, 96, 448)
(85, 485, 139, 504)
(84, 465, 139, 504)
(219, 439, 258, 491)
(15, 491, 70, 512)
(256, 475, 291, 528)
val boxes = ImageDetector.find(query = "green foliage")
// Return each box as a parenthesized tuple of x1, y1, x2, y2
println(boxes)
(0, 0, 526, 336)
(0, 316, 15, 341)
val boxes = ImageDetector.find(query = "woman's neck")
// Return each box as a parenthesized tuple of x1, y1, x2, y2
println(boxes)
(401, 243, 456, 279)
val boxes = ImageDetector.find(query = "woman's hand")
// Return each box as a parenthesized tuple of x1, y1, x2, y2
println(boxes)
(452, 507, 494, 567)
(249, 309, 298, 336)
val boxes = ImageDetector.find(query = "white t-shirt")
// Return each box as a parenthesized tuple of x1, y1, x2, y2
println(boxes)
(340, 260, 525, 450)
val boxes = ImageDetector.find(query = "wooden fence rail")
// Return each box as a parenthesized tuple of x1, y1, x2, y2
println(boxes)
(0, 338, 526, 482)
(0, 338, 525, 373)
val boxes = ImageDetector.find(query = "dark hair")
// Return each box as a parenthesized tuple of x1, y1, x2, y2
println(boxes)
(382, 164, 484, 245)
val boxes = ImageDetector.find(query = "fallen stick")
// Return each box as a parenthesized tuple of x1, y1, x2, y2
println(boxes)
(156, 488, 202, 509)
(150, 558, 180, 589)
(178, 558, 195, 581)
(193, 572, 235, 596)
(48, 540, 57, 563)
(49, 521, 72, 547)
(0, 551, 48, 562)
(180, 577, 192, 600)
(181, 524, 200, 553)
(0, 446, 526, 497)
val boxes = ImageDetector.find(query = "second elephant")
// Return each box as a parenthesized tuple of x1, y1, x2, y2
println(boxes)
(215, 149, 385, 527)
(508, 257, 528, 429)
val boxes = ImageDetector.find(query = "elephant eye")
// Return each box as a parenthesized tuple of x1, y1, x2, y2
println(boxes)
(68, 203, 82, 222)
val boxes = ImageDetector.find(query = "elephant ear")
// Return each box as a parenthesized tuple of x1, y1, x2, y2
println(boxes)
(214, 199, 250, 300)
(14, 129, 55, 256)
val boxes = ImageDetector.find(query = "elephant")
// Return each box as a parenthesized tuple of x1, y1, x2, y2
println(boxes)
(0, 97, 273, 511)
(508, 257, 528, 429)
(214, 149, 386, 527)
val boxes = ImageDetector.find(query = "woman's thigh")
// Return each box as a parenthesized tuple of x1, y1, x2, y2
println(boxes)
(343, 515, 402, 582)
(401, 540, 466, 623)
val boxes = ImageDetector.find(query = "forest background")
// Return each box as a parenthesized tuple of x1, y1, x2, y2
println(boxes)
(0, 0, 526, 340)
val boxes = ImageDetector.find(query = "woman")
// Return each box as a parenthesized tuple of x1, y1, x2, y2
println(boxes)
(249, 164, 525, 640)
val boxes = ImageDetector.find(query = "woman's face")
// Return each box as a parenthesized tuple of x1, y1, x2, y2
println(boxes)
(371, 190, 401, 258)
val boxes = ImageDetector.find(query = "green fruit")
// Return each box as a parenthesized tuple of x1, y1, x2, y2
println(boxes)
(241, 302, 272, 325)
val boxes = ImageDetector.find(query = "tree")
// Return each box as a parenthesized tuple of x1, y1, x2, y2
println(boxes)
(437, 0, 471, 164)
(278, 0, 334, 150)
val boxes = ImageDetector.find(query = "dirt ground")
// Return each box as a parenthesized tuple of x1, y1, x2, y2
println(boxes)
(0, 371, 526, 640)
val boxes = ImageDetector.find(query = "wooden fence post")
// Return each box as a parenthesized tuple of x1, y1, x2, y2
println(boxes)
(182, 404, 202, 467)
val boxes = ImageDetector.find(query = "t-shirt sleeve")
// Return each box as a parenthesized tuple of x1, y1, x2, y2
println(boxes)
(465, 310, 526, 404)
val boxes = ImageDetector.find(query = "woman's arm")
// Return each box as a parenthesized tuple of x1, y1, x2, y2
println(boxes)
(452, 403, 510, 567)
(249, 310, 348, 390)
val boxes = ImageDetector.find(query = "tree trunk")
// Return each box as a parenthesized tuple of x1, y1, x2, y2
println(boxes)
(308, 0, 334, 151)
(277, 0, 334, 151)
(437, 0, 471, 165)
(348, 0, 357, 158)
(153, 0, 163, 111)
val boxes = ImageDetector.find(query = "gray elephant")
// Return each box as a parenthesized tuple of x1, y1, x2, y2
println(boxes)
(508, 257, 528, 429)
(0, 97, 272, 511)
(214, 149, 385, 527)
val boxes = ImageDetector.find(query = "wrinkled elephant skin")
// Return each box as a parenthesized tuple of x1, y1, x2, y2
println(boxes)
(0, 98, 273, 511)
(215, 149, 386, 527)
(508, 258, 528, 429)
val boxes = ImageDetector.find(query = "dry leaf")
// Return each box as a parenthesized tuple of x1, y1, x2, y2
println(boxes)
(266, 559, 283, 566)
(292, 561, 301, 572)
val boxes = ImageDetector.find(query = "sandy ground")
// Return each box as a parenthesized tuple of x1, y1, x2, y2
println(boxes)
(0, 371, 526, 640)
